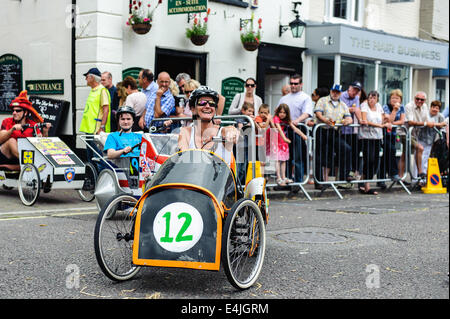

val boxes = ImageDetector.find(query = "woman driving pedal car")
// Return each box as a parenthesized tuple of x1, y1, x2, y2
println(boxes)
(178, 86, 239, 166)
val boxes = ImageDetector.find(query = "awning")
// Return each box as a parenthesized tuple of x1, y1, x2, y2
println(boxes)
(305, 23, 449, 69)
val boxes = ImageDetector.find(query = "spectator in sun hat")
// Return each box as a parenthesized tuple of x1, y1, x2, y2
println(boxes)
(0, 90, 50, 165)
(313, 83, 353, 185)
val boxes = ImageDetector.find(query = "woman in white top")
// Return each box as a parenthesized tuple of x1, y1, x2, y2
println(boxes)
(358, 90, 391, 195)
(178, 86, 239, 167)
(228, 77, 263, 116)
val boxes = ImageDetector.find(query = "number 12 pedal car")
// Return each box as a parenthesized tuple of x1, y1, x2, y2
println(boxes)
(94, 145, 269, 290)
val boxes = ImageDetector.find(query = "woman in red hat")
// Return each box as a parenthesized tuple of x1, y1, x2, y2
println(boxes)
(0, 90, 50, 165)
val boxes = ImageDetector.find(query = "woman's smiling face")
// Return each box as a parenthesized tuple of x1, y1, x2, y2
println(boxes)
(195, 96, 216, 121)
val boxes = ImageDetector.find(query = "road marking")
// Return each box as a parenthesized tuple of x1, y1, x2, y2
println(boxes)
(0, 206, 98, 221)
(0, 206, 97, 216)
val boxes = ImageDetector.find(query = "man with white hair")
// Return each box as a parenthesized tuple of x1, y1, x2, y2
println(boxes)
(80, 67, 111, 135)
(404, 91, 429, 179)
(79, 67, 111, 170)
(175, 72, 191, 95)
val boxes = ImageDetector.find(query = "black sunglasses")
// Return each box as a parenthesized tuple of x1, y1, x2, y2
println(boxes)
(245, 83, 256, 88)
(415, 97, 425, 102)
(12, 109, 24, 113)
(197, 100, 217, 108)
(290, 82, 301, 85)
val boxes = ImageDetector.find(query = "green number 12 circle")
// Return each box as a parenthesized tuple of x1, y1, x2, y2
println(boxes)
(153, 202, 204, 253)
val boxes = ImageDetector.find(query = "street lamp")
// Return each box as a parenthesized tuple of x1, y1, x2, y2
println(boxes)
(279, 1, 306, 38)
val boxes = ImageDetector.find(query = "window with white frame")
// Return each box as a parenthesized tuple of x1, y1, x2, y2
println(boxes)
(326, 0, 364, 26)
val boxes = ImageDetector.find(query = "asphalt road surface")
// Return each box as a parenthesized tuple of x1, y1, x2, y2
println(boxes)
(0, 186, 448, 300)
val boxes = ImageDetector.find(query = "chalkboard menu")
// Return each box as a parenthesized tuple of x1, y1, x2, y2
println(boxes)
(221, 77, 244, 115)
(0, 54, 23, 113)
(29, 96, 69, 136)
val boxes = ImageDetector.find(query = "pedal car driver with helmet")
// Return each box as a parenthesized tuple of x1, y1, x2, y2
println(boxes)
(178, 86, 239, 166)
(0, 90, 50, 165)
(103, 106, 142, 159)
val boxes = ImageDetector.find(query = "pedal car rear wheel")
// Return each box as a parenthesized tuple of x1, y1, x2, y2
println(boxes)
(222, 198, 266, 290)
(18, 163, 41, 206)
(94, 193, 140, 281)
(78, 162, 97, 202)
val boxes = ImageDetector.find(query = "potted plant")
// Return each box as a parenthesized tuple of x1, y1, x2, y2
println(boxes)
(240, 14, 262, 51)
(126, 0, 162, 35)
(186, 9, 211, 46)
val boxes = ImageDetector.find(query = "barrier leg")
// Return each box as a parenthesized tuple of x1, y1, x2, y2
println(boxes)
(330, 183, 344, 199)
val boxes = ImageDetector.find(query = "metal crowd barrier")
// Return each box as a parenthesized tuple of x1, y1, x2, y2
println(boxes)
(137, 117, 418, 200)
(406, 125, 447, 187)
(311, 123, 411, 199)
(262, 123, 312, 201)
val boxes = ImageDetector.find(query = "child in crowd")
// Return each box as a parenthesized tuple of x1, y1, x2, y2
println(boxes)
(236, 102, 255, 184)
(254, 104, 272, 175)
(236, 102, 255, 129)
(267, 103, 307, 186)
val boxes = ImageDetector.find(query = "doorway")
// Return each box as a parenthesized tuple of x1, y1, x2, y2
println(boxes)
(256, 42, 305, 104)
(155, 48, 207, 85)
(264, 73, 290, 114)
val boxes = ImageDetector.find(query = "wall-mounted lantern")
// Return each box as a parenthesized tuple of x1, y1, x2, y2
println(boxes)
(279, 1, 306, 38)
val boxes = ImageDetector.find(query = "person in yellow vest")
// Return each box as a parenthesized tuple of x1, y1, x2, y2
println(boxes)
(80, 67, 111, 134)
(79, 67, 111, 170)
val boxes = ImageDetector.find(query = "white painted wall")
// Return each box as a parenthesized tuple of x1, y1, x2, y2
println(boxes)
(121, 0, 306, 90)
(0, 0, 73, 133)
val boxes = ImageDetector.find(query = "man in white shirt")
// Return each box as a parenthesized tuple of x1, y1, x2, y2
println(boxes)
(277, 74, 313, 183)
(405, 91, 428, 179)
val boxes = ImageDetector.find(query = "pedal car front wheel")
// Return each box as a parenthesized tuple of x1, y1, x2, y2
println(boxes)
(18, 163, 41, 206)
(94, 193, 140, 281)
(222, 198, 266, 290)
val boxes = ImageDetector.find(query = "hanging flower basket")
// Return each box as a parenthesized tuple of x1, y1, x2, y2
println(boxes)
(240, 14, 262, 52)
(131, 23, 152, 34)
(190, 34, 209, 46)
(186, 9, 211, 46)
(242, 41, 259, 51)
(126, 0, 161, 35)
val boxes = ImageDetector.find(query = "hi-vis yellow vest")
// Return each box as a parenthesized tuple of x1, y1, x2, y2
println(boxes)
(79, 85, 111, 134)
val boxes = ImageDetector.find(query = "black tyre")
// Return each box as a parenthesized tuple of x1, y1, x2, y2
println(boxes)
(94, 193, 140, 281)
(18, 163, 41, 206)
(221, 198, 266, 290)
(78, 162, 97, 202)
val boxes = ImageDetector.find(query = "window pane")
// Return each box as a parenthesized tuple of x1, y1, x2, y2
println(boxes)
(435, 79, 446, 110)
(377, 63, 410, 106)
(333, 0, 347, 19)
(354, 0, 359, 21)
(341, 57, 375, 94)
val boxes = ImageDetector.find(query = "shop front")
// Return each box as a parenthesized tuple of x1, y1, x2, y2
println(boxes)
(304, 23, 449, 105)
